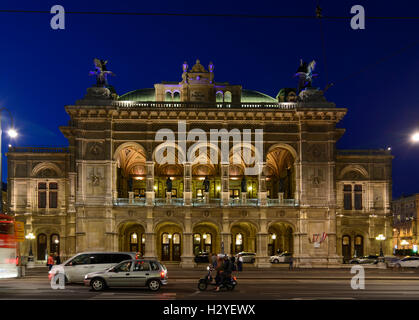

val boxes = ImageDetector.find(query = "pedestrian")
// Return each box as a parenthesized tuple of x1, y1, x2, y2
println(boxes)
(237, 254, 243, 272)
(211, 253, 217, 268)
(214, 257, 224, 292)
(54, 252, 61, 265)
(289, 256, 293, 271)
(230, 254, 236, 271)
(47, 253, 54, 271)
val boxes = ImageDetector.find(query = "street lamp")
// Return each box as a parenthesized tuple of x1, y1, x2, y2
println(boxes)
(376, 234, 386, 257)
(25, 232, 35, 262)
(411, 132, 419, 143)
(0, 108, 18, 213)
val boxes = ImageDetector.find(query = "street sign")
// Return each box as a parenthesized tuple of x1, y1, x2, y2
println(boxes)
(14, 221, 25, 242)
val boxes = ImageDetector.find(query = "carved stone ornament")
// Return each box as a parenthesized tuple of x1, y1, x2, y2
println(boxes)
(166, 210, 173, 217)
(91, 175, 100, 186)
(203, 211, 210, 218)
(84, 86, 112, 100)
(298, 87, 329, 105)
(276, 210, 285, 217)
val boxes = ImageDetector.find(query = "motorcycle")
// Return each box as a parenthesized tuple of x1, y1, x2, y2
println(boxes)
(197, 265, 237, 291)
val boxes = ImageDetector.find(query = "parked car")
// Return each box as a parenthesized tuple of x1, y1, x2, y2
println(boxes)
(384, 256, 400, 268)
(393, 256, 419, 268)
(49, 252, 136, 283)
(84, 259, 168, 291)
(194, 252, 210, 263)
(349, 255, 379, 264)
(236, 252, 256, 264)
(270, 252, 292, 264)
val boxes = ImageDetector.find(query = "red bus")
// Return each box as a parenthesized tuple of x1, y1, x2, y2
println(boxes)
(0, 214, 17, 278)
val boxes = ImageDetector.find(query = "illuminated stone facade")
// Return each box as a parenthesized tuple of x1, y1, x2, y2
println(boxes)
(7, 60, 393, 267)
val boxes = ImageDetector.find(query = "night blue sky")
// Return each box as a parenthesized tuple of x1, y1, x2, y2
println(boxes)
(0, 0, 418, 198)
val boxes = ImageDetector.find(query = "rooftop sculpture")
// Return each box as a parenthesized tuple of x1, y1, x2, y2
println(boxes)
(89, 58, 115, 87)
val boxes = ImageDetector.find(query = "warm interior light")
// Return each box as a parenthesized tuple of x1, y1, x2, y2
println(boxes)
(25, 233, 35, 240)
(168, 234, 172, 239)
(271, 234, 276, 240)
(203, 234, 207, 239)
(376, 234, 386, 241)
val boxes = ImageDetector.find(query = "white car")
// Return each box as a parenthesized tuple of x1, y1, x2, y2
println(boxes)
(393, 256, 419, 268)
(270, 252, 292, 264)
(49, 252, 136, 283)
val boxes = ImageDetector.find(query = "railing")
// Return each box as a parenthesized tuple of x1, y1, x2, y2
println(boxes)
(267, 199, 298, 207)
(114, 198, 146, 206)
(113, 197, 298, 207)
(114, 101, 297, 110)
(8, 147, 70, 153)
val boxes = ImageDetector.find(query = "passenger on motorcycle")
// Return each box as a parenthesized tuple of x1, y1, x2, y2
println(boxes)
(215, 255, 233, 292)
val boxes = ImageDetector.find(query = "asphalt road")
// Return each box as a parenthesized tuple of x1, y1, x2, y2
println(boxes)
(2, 269, 419, 300)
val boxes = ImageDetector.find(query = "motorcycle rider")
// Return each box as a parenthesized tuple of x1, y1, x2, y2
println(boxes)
(215, 255, 233, 292)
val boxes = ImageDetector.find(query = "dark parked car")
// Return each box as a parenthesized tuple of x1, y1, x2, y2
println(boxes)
(349, 255, 379, 264)
(194, 252, 210, 263)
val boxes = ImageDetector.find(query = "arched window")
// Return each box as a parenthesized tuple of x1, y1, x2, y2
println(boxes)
(203, 233, 212, 253)
(224, 91, 232, 103)
(193, 233, 201, 256)
(50, 234, 60, 256)
(342, 235, 351, 262)
(235, 233, 243, 253)
(216, 91, 224, 103)
(37, 233, 47, 261)
(173, 91, 181, 102)
(354, 235, 364, 257)
(161, 233, 170, 261)
(130, 232, 139, 252)
(172, 233, 181, 261)
(165, 91, 173, 102)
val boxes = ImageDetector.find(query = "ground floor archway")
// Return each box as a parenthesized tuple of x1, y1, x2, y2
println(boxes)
(118, 222, 146, 255)
(192, 222, 220, 255)
(155, 222, 183, 261)
(268, 222, 294, 256)
(230, 222, 258, 254)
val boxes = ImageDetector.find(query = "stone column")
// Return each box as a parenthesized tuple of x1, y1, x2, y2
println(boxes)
(146, 161, 155, 206)
(256, 210, 271, 267)
(221, 210, 231, 255)
(180, 209, 195, 268)
(294, 161, 301, 205)
(294, 209, 311, 268)
(258, 162, 267, 206)
(143, 209, 157, 259)
(183, 162, 192, 206)
(111, 161, 118, 201)
(221, 163, 229, 206)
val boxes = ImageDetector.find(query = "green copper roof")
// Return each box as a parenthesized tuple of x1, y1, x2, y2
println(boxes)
(241, 89, 276, 103)
(118, 88, 276, 103)
(118, 88, 155, 101)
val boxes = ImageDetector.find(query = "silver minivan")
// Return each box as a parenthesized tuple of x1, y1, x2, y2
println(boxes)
(49, 252, 136, 283)
(84, 259, 168, 291)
